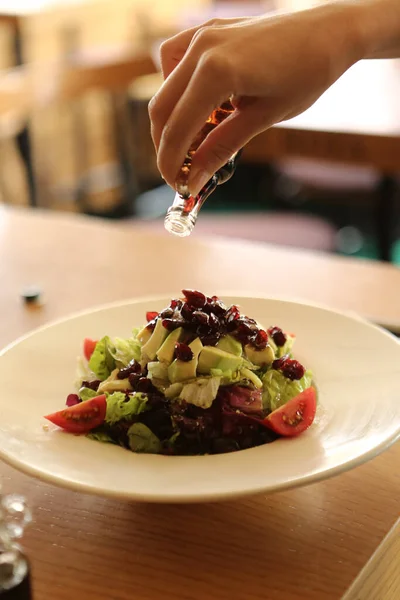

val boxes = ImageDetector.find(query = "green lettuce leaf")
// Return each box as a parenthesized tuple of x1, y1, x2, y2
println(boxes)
(147, 361, 169, 382)
(179, 377, 221, 409)
(109, 336, 141, 367)
(105, 391, 148, 425)
(86, 430, 116, 444)
(79, 387, 98, 401)
(88, 336, 116, 380)
(164, 382, 184, 400)
(262, 369, 313, 412)
(127, 423, 162, 454)
(268, 333, 296, 359)
(74, 356, 97, 390)
(240, 367, 263, 389)
(278, 334, 296, 358)
(169, 432, 180, 445)
(147, 361, 170, 392)
(210, 368, 262, 388)
(210, 368, 242, 385)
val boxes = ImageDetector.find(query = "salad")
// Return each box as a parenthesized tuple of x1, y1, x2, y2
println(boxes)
(45, 290, 317, 455)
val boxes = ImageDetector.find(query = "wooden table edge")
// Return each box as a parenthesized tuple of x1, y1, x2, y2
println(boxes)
(4, 206, 400, 335)
(342, 518, 400, 599)
(243, 126, 400, 172)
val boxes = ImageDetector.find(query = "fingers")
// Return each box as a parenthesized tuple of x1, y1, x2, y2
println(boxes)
(155, 51, 234, 188)
(186, 98, 280, 195)
(159, 26, 203, 80)
(149, 18, 245, 153)
(149, 51, 201, 152)
(159, 17, 244, 80)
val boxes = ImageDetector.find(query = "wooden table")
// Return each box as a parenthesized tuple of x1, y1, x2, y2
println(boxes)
(245, 59, 400, 172)
(1, 206, 399, 599)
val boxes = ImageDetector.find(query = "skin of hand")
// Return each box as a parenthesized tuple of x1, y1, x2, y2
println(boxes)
(148, 0, 400, 197)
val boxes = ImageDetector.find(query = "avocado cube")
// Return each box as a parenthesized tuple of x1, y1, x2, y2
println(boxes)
(141, 319, 169, 361)
(167, 337, 203, 383)
(157, 327, 183, 364)
(136, 324, 152, 346)
(216, 335, 243, 357)
(244, 344, 275, 367)
(197, 346, 243, 374)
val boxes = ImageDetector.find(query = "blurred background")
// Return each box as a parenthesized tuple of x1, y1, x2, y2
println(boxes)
(0, 0, 399, 262)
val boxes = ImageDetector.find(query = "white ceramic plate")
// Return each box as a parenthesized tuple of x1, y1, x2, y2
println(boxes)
(0, 295, 399, 503)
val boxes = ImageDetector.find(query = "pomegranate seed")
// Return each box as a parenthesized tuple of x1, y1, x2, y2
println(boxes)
(226, 305, 240, 322)
(146, 311, 158, 322)
(201, 334, 220, 346)
(226, 320, 239, 332)
(162, 318, 181, 331)
(81, 380, 101, 391)
(128, 373, 141, 389)
(282, 359, 305, 381)
(175, 342, 194, 362)
(182, 289, 206, 308)
(66, 393, 80, 407)
(210, 300, 227, 317)
(272, 355, 289, 370)
(235, 332, 252, 345)
(192, 311, 209, 326)
(203, 303, 212, 315)
(254, 329, 268, 349)
(180, 302, 194, 321)
(118, 359, 141, 379)
(208, 313, 220, 330)
(146, 319, 157, 332)
(170, 299, 183, 310)
(268, 326, 287, 347)
(197, 324, 212, 337)
(236, 317, 256, 335)
(272, 355, 305, 380)
(136, 377, 154, 393)
(246, 317, 257, 325)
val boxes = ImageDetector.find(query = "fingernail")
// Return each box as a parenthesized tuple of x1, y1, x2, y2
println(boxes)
(189, 169, 210, 197)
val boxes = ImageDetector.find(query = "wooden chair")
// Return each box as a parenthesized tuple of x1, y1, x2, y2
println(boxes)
(0, 66, 31, 206)
(27, 51, 157, 213)
(0, 51, 157, 212)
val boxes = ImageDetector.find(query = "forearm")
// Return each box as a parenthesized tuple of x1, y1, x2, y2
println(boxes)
(352, 0, 400, 58)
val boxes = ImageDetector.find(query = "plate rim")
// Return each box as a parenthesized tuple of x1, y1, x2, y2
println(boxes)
(1, 291, 398, 359)
(1, 292, 399, 503)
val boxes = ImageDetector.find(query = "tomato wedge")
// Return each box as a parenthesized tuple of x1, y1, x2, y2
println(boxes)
(45, 394, 107, 434)
(83, 338, 97, 361)
(264, 387, 317, 437)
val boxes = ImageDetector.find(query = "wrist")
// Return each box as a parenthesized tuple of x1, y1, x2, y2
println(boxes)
(351, 0, 400, 58)
(310, 2, 371, 78)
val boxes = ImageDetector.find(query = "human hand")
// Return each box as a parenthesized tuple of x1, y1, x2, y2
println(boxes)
(149, 3, 365, 196)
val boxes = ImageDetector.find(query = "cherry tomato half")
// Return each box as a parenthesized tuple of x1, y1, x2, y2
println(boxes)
(45, 394, 107, 434)
(83, 338, 98, 361)
(264, 387, 317, 437)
